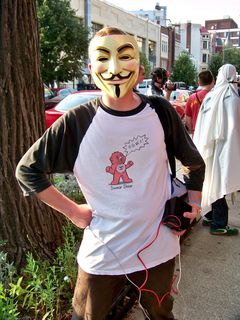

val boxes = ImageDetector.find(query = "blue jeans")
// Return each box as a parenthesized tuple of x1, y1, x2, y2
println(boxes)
(204, 197, 228, 229)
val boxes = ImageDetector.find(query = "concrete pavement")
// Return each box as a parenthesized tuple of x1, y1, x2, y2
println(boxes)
(173, 193, 240, 320)
(125, 193, 240, 320)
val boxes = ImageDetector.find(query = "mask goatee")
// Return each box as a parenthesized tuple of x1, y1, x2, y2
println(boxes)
(115, 85, 120, 98)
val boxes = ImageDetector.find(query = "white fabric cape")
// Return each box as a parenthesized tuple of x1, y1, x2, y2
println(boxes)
(193, 64, 240, 214)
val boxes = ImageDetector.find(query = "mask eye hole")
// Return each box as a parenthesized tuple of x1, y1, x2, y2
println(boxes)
(98, 57, 108, 62)
(119, 54, 131, 60)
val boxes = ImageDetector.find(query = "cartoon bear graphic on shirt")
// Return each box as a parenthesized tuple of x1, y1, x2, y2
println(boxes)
(106, 151, 133, 185)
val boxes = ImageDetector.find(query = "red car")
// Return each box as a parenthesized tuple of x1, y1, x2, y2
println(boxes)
(45, 90, 101, 128)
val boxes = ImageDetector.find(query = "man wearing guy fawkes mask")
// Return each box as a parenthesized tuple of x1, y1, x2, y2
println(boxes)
(16, 27, 205, 320)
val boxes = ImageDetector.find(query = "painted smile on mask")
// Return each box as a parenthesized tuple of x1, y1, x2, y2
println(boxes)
(100, 69, 132, 98)
(89, 35, 140, 99)
(100, 72, 132, 82)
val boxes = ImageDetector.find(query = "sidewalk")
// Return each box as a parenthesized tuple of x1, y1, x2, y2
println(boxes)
(173, 193, 240, 320)
(125, 193, 240, 320)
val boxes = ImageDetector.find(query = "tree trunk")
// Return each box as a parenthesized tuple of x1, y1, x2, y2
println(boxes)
(0, 0, 65, 266)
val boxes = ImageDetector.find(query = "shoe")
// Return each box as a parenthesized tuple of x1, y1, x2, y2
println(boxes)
(202, 217, 212, 226)
(210, 226, 239, 236)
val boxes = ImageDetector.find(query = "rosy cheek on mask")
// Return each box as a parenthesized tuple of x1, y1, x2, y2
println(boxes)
(124, 60, 137, 70)
(94, 63, 107, 74)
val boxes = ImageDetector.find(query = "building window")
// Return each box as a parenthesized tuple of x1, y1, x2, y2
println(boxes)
(149, 40, 156, 54)
(149, 40, 156, 65)
(202, 53, 207, 63)
(203, 41, 208, 49)
(161, 40, 168, 53)
(91, 22, 104, 36)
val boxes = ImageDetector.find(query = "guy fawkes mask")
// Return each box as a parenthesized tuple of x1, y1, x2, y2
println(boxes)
(89, 34, 140, 99)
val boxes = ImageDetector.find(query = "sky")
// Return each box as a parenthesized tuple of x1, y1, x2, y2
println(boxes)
(104, 0, 240, 27)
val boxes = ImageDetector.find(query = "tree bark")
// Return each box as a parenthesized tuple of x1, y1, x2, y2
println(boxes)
(0, 0, 65, 266)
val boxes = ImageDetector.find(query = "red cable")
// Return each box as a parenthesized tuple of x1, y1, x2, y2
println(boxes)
(136, 219, 179, 306)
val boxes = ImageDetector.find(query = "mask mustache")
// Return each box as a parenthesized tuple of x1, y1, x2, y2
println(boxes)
(101, 72, 132, 81)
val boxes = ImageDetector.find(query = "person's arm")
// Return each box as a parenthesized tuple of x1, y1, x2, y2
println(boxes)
(16, 104, 95, 195)
(16, 104, 96, 229)
(164, 89, 171, 101)
(37, 186, 92, 228)
(173, 111, 204, 221)
(172, 115, 205, 192)
(157, 98, 205, 228)
(164, 80, 175, 101)
(185, 189, 202, 218)
(173, 189, 201, 236)
(164, 100, 205, 220)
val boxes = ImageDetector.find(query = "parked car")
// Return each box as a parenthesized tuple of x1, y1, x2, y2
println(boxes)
(44, 84, 63, 110)
(165, 89, 191, 119)
(45, 90, 101, 128)
(187, 85, 198, 93)
(174, 81, 187, 90)
(136, 78, 152, 94)
(51, 87, 78, 99)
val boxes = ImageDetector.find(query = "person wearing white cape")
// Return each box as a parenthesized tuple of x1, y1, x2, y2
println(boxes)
(193, 64, 240, 236)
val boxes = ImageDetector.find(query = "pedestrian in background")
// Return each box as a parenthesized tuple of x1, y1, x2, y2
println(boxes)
(185, 70, 215, 136)
(194, 64, 240, 236)
(147, 67, 174, 101)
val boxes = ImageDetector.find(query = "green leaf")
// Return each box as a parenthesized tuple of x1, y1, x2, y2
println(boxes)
(42, 310, 51, 319)
(171, 52, 197, 86)
(38, 0, 89, 85)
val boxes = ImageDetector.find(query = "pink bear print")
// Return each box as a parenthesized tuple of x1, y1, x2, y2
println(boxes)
(106, 151, 134, 185)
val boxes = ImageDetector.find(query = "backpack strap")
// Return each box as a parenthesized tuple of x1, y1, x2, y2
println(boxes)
(139, 94, 176, 178)
(195, 92, 202, 105)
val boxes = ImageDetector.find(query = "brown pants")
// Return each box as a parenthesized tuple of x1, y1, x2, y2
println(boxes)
(72, 258, 176, 320)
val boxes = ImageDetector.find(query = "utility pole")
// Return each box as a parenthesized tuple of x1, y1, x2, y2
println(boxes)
(222, 30, 232, 63)
(78, 0, 92, 90)
(84, 0, 92, 31)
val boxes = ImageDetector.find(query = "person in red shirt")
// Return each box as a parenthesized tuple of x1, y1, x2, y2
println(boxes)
(185, 70, 215, 135)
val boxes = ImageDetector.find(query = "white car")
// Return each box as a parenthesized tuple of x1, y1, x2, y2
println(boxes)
(166, 89, 191, 103)
(164, 89, 191, 119)
(136, 79, 152, 95)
